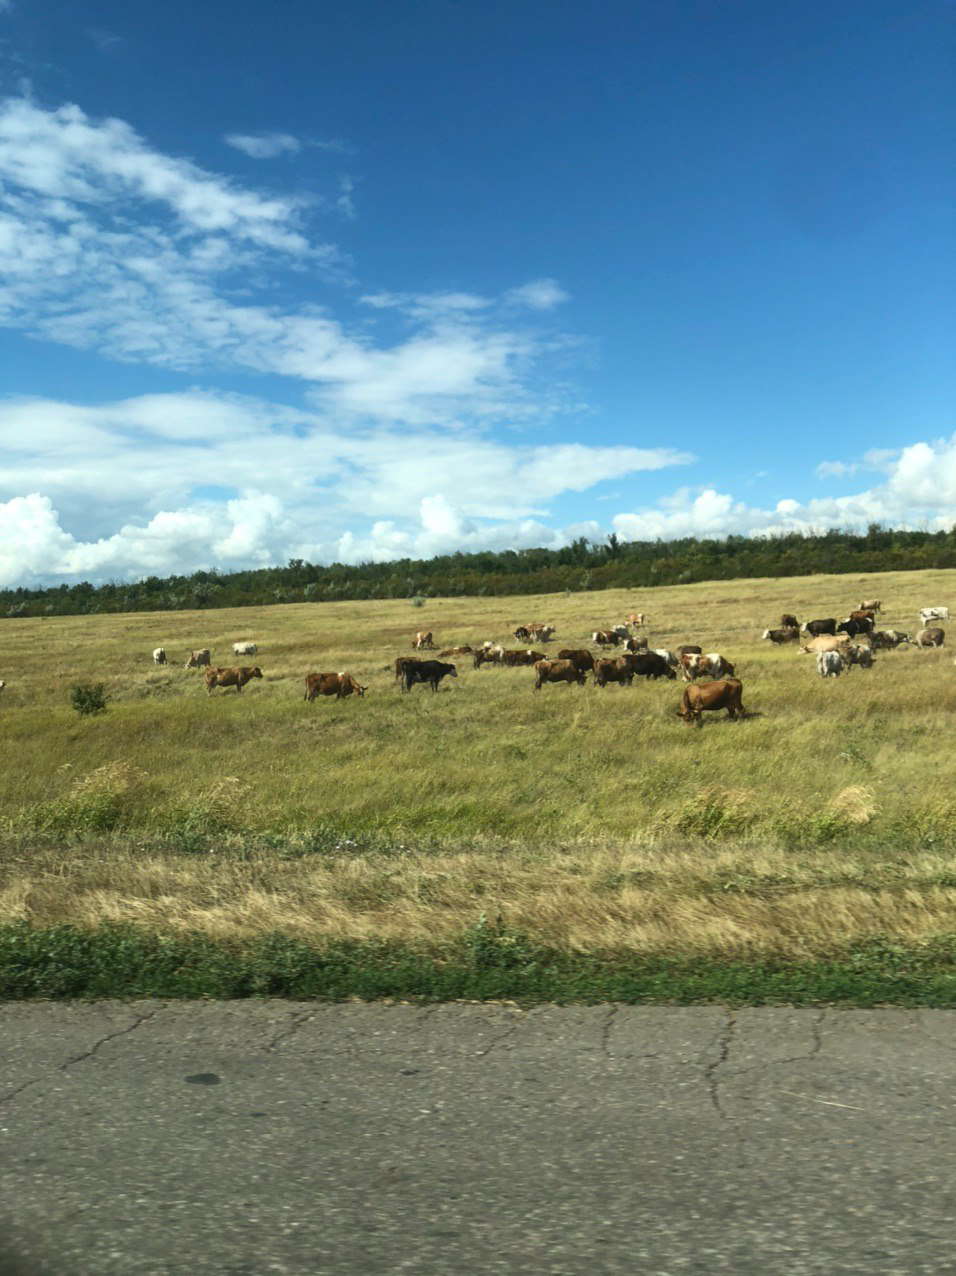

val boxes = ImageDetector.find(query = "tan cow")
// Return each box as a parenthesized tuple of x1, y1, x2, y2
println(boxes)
(185, 648, 211, 669)
(438, 646, 473, 657)
(204, 665, 262, 694)
(413, 631, 435, 650)
(304, 672, 366, 701)
(676, 678, 746, 727)
(799, 635, 852, 655)
(533, 659, 586, 690)
(860, 599, 882, 613)
(627, 613, 646, 627)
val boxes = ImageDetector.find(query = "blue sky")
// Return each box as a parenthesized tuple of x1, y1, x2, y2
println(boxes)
(0, 0, 954, 585)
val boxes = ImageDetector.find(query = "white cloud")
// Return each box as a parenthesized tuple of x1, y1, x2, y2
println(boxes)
(815, 460, 858, 479)
(0, 96, 579, 427)
(0, 389, 693, 583)
(224, 131, 301, 159)
(505, 279, 570, 310)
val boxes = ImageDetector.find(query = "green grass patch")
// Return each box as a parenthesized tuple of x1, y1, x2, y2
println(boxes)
(1, 922, 953, 1006)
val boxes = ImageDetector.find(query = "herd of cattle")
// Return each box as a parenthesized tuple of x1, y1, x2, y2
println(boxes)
(132, 598, 949, 728)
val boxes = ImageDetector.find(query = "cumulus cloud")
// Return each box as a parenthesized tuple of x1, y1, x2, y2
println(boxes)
(614, 434, 956, 544)
(224, 131, 301, 159)
(0, 389, 693, 584)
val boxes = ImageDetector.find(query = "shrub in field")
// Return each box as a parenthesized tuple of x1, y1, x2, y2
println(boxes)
(30, 761, 147, 835)
(162, 777, 254, 848)
(70, 682, 107, 716)
(410, 595, 426, 608)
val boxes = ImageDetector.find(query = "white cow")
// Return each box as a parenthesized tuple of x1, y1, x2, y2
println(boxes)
(232, 641, 258, 657)
(817, 651, 844, 678)
(919, 607, 949, 626)
(152, 647, 167, 665)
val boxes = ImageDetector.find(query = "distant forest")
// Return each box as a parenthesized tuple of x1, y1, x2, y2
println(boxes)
(4, 525, 956, 618)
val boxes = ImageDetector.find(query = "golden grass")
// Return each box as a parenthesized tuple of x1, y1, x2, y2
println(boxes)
(2, 567, 955, 955)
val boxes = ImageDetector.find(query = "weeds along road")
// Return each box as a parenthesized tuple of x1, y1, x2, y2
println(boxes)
(1, 1003, 954, 1275)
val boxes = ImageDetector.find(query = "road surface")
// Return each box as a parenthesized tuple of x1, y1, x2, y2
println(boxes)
(1, 1002, 953, 1273)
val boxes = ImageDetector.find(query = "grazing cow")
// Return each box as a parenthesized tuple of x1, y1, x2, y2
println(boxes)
(304, 671, 366, 701)
(780, 613, 799, 630)
(627, 613, 646, 627)
(676, 678, 746, 726)
(591, 629, 621, 647)
(676, 644, 702, 658)
(473, 646, 503, 668)
(557, 648, 595, 672)
(624, 635, 648, 653)
(803, 618, 837, 637)
(919, 608, 949, 627)
(533, 658, 586, 690)
(653, 648, 679, 668)
(185, 648, 211, 669)
(402, 660, 457, 691)
(762, 627, 799, 644)
(836, 619, 869, 639)
(915, 627, 945, 648)
(528, 623, 556, 642)
(845, 644, 874, 670)
(413, 631, 435, 650)
(152, 647, 167, 665)
(800, 635, 852, 655)
(816, 651, 844, 678)
(847, 610, 875, 626)
(860, 599, 882, 613)
(439, 645, 473, 657)
(501, 649, 547, 666)
(593, 657, 633, 687)
(204, 665, 262, 694)
(870, 629, 910, 650)
(232, 641, 258, 657)
(513, 626, 532, 642)
(629, 651, 677, 681)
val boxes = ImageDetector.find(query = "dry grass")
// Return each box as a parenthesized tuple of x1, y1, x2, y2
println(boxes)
(2, 567, 955, 956)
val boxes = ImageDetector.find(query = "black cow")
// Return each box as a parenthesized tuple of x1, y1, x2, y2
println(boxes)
(626, 652, 677, 681)
(803, 618, 837, 637)
(836, 618, 871, 639)
(401, 660, 458, 692)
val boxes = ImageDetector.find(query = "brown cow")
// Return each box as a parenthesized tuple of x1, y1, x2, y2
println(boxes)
(780, 613, 799, 630)
(557, 648, 595, 671)
(473, 646, 503, 668)
(676, 678, 746, 727)
(528, 623, 556, 641)
(848, 610, 876, 625)
(413, 631, 434, 650)
(762, 627, 799, 644)
(534, 659, 586, 690)
(438, 645, 473, 657)
(395, 656, 420, 681)
(627, 612, 646, 627)
(204, 665, 262, 694)
(624, 635, 648, 653)
(915, 626, 945, 648)
(501, 649, 547, 666)
(590, 629, 621, 647)
(676, 644, 702, 658)
(185, 648, 211, 669)
(304, 671, 366, 701)
(593, 657, 633, 687)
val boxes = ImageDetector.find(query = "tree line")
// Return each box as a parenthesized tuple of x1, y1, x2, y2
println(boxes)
(4, 524, 956, 618)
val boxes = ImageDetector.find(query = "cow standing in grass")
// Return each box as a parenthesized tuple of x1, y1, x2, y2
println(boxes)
(676, 678, 746, 726)
(402, 660, 457, 691)
(205, 666, 262, 694)
(534, 659, 586, 690)
(304, 672, 366, 701)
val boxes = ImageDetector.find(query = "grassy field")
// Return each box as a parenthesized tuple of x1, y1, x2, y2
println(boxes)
(2, 567, 955, 977)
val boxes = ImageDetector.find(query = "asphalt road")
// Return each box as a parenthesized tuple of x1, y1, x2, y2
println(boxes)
(1, 1002, 953, 1275)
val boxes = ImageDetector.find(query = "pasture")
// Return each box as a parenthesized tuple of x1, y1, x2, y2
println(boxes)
(2, 567, 955, 964)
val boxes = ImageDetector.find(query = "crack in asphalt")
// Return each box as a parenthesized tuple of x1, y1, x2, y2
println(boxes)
(721, 1009, 828, 1080)
(475, 1015, 522, 1059)
(266, 1009, 319, 1051)
(702, 1010, 736, 1118)
(0, 1006, 165, 1109)
(600, 1005, 619, 1064)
